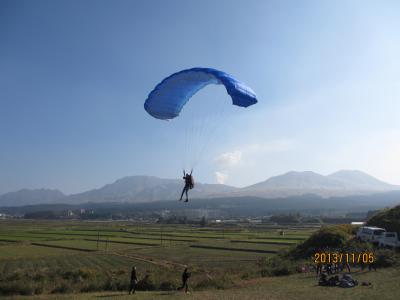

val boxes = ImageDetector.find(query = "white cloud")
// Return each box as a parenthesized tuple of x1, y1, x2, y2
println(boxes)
(212, 139, 296, 186)
(215, 171, 228, 184)
(215, 150, 242, 168)
(215, 139, 294, 169)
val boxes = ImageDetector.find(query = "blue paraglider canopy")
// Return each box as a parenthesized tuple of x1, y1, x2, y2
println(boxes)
(144, 68, 257, 120)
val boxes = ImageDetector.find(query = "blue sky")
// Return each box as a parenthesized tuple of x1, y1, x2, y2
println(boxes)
(1, 0, 400, 194)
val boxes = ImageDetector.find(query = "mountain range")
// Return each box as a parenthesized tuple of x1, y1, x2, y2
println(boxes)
(1, 170, 399, 207)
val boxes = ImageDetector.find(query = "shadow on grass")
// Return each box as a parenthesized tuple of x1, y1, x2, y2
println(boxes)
(95, 291, 180, 298)
(159, 291, 180, 296)
(96, 293, 128, 298)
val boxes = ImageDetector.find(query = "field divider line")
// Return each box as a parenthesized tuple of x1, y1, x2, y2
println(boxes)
(0, 238, 21, 243)
(30, 242, 96, 252)
(230, 240, 295, 246)
(84, 238, 155, 246)
(109, 251, 187, 269)
(190, 245, 278, 254)
(126, 231, 223, 240)
(251, 236, 307, 241)
(120, 235, 197, 243)
(27, 231, 116, 238)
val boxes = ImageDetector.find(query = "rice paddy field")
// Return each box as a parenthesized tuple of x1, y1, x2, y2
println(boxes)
(0, 220, 316, 297)
(1, 220, 399, 300)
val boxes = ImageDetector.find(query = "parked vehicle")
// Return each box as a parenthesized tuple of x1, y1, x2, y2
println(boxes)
(378, 232, 400, 248)
(356, 226, 386, 243)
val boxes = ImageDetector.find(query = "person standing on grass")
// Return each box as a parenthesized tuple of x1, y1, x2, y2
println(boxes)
(344, 261, 351, 273)
(129, 266, 138, 294)
(315, 249, 323, 277)
(179, 267, 191, 293)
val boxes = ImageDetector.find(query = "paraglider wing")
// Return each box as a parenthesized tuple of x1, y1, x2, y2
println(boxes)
(144, 68, 257, 120)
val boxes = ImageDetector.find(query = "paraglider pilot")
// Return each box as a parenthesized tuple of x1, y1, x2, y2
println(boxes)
(180, 169, 194, 202)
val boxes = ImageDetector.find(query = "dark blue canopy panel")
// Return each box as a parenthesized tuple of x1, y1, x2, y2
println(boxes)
(144, 68, 258, 120)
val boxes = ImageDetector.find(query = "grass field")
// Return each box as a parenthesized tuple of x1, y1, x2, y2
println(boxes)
(0, 220, 315, 296)
(1, 220, 398, 299)
(2, 267, 399, 300)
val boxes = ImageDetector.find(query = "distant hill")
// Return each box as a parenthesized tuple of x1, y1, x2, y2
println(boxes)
(327, 170, 397, 190)
(0, 189, 65, 207)
(1, 170, 399, 206)
(239, 170, 399, 198)
(2, 191, 400, 217)
(245, 171, 345, 190)
(67, 176, 238, 204)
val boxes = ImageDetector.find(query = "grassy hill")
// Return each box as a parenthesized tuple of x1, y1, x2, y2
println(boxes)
(367, 205, 400, 234)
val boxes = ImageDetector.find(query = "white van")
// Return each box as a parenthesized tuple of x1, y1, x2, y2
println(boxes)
(356, 226, 386, 243)
(378, 232, 400, 248)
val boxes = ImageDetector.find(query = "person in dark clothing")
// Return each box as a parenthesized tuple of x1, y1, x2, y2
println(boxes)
(318, 273, 328, 286)
(129, 266, 138, 294)
(316, 263, 323, 277)
(180, 170, 194, 202)
(333, 263, 339, 274)
(179, 267, 191, 293)
(368, 262, 377, 271)
(343, 262, 351, 273)
(326, 263, 333, 275)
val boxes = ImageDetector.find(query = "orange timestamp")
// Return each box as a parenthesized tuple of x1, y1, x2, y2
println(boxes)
(313, 252, 374, 264)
